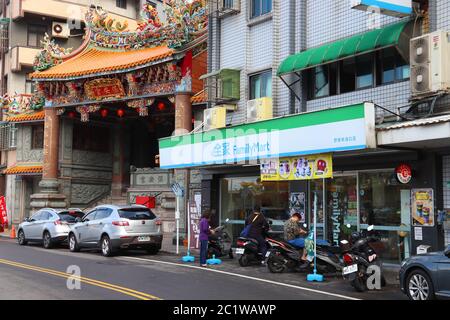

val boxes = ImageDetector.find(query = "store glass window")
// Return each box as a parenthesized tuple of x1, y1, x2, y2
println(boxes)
(220, 176, 288, 240)
(309, 179, 325, 239)
(356, 54, 374, 89)
(27, 24, 47, 48)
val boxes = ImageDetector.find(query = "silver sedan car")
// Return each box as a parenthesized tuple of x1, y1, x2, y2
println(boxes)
(68, 205, 163, 257)
(17, 208, 85, 249)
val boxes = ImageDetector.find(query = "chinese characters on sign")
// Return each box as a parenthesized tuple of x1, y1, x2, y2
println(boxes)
(84, 78, 126, 100)
(396, 163, 412, 184)
(411, 189, 434, 227)
(261, 154, 333, 181)
(189, 200, 201, 250)
(0, 196, 8, 232)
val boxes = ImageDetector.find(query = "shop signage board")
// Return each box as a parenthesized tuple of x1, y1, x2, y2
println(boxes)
(188, 201, 201, 250)
(0, 196, 8, 231)
(159, 103, 376, 169)
(396, 163, 412, 184)
(261, 154, 333, 182)
(84, 78, 126, 100)
(350, 0, 412, 17)
(411, 189, 434, 227)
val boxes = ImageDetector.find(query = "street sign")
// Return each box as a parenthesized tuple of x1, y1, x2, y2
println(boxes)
(171, 182, 185, 198)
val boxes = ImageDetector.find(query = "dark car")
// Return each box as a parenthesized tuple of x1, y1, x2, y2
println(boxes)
(399, 245, 450, 300)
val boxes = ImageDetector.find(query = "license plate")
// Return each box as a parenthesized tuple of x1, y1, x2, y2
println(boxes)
(343, 264, 358, 275)
(265, 251, 271, 258)
(235, 248, 245, 255)
(138, 236, 150, 242)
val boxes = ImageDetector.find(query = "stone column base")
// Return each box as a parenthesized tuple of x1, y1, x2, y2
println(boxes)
(30, 179, 67, 212)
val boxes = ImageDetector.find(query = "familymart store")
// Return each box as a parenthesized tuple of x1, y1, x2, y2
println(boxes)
(160, 103, 436, 264)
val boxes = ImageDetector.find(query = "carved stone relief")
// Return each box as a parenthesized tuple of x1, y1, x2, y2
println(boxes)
(71, 183, 110, 205)
(72, 150, 112, 167)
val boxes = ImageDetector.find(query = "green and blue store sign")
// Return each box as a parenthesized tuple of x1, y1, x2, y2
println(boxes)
(159, 103, 376, 169)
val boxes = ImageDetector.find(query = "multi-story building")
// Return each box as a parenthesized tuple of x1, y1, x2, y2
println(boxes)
(0, 0, 144, 225)
(160, 0, 450, 263)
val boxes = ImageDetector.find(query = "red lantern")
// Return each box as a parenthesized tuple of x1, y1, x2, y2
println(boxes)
(100, 109, 108, 118)
(68, 111, 76, 118)
(157, 102, 166, 111)
(117, 109, 125, 118)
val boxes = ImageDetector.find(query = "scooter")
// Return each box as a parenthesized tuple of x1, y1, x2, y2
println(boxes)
(341, 225, 386, 292)
(266, 224, 343, 274)
(208, 219, 234, 259)
(235, 231, 278, 267)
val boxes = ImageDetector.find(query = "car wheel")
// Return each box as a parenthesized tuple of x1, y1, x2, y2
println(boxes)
(43, 231, 53, 249)
(17, 230, 27, 246)
(146, 246, 160, 255)
(69, 233, 80, 252)
(238, 254, 250, 267)
(101, 235, 114, 257)
(406, 270, 435, 300)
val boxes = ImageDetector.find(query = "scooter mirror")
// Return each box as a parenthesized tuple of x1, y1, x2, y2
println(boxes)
(367, 225, 374, 231)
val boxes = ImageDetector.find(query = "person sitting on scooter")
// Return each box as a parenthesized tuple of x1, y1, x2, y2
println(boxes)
(245, 206, 270, 259)
(284, 213, 309, 261)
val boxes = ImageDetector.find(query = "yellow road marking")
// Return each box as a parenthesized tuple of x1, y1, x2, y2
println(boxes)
(0, 258, 161, 300)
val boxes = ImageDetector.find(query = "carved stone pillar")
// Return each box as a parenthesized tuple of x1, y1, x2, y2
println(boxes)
(30, 108, 66, 211)
(112, 124, 125, 198)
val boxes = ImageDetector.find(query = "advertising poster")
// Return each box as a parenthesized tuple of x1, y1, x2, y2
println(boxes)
(411, 189, 434, 227)
(289, 192, 306, 223)
(261, 154, 333, 182)
(0, 196, 8, 232)
(189, 200, 202, 250)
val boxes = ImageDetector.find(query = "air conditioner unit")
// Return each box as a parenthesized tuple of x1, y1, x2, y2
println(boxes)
(410, 30, 450, 97)
(204, 107, 227, 131)
(246, 97, 273, 123)
(52, 22, 70, 39)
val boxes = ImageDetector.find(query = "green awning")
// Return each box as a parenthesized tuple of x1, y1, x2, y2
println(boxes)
(278, 20, 412, 76)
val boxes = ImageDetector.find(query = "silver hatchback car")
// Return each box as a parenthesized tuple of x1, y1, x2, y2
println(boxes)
(17, 208, 85, 249)
(68, 205, 163, 257)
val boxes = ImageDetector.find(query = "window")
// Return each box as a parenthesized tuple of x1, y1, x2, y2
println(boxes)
(251, 0, 272, 18)
(250, 70, 272, 100)
(118, 208, 156, 220)
(377, 47, 410, 85)
(27, 24, 47, 48)
(116, 0, 127, 9)
(306, 47, 410, 100)
(356, 54, 374, 89)
(31, 125, 44, 149)
(95, 209, 113, 220)
(25, 80, 35, 94)
(82, 210, 97, 222)
(73, 124, 110, 153)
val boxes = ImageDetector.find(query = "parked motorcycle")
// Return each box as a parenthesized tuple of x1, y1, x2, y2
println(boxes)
(208, 219, 234, 259)
(266, 224, 343, 274)
(341, 225, 386, 292)
(235, 232, 279, 267)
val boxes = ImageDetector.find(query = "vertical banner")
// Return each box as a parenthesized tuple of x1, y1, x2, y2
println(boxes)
(411, 189, 434, 227)
(189, 200, 202, 250)
(0, 196, 8, 231)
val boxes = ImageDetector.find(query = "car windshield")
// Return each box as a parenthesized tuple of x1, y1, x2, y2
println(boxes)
(118, 208, 156, 220)
(262, 209, 290, 220)
(58, 211, 84, 223)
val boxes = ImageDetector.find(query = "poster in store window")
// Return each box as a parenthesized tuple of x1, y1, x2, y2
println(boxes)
(261, 154, 333, 181)
(289, 192, 306, 223)
(411, 189, 434, 227)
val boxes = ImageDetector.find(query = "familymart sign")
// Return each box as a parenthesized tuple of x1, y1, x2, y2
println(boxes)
(159, 103, 376, 169)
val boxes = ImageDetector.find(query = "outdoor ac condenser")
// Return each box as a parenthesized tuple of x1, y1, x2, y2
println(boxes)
(52, 22, 70, 39)
(246, 97, 273, 123)
(410, 30, 450, 97)
(203, 106, 227, 131)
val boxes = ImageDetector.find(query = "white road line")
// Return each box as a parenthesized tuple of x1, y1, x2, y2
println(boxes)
(117, 256, 361, 301)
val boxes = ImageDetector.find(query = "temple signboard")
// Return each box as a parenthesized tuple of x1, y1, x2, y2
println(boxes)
(84, 78, 126, 100)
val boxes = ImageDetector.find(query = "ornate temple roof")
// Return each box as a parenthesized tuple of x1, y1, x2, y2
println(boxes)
(3, 165, 43, 175)
(6, 110, 45, 122)
(30, 46, 173, 80)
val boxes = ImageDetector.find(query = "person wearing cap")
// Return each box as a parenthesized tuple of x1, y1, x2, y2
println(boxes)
(284, 212, 308, 261)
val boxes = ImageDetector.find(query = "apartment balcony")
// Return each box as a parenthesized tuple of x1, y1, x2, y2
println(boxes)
(10, 46, 41, 72)
(11, 0, 137, 28)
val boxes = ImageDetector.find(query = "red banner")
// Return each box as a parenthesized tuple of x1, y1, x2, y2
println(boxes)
(0, 196, 8, 231)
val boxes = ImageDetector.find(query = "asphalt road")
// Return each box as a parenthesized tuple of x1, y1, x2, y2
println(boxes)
(0, 238, 405, 300)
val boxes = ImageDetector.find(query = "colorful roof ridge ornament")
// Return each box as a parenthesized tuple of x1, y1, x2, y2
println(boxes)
(85, 0, 207, 50)
(33, 33, 73, 72)
(1, 93, 45, 118)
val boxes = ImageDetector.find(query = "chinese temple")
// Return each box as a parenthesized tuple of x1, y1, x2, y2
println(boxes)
(1, 1, 208, 247)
